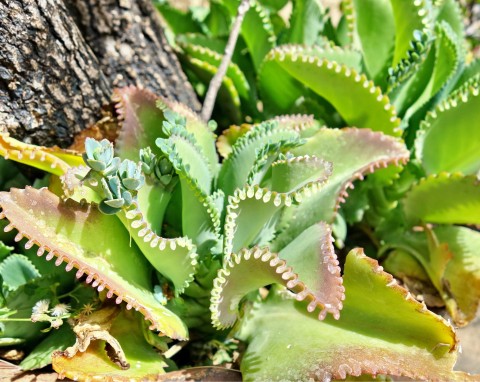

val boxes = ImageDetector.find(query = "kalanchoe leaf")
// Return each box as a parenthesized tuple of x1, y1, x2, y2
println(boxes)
(20, 324, 75, 371)
(156, 98, 218, 171)
(387, 28, 431, 93)
(235, 249, 473, 381)
(269, 154, 333, 194)
(218, 121, 302, 197)
(82, 138, 116, 173)
(259, 45, 401, 136)
(177, 41, 251, 102)
(156, 133, 220, 251)
(383, 225, 480, 327)
(103, 199, 125, 210)
(139, 147, 155, 175)
(223, 174, 330, 256)
(113, 87, 167, 161)
(390, 0, 433, 67)
(119, 204, 198, 294)
(278, 222, 344, 318)
(403, 173, 480, 225)
(98, 200, 122, 215)
(122, 191, 133, 206)
(416, 78, 480, 175)
(401, 21, 462, 121)
(241, 0, 276, 72)
(0, 254, 41, 290)
(0, 187, 188, 339)
(345, 0, 395, 87)
(53, 308, 169, 380)
(101, 177, 115, 200)
(435, 226, 480, 326)
(273, 128, 409, 250)
(0, 134, 82, 177)
(211, 222, 344, 329)
(118, 160, 144, 191)
(437, 0, 465, 41)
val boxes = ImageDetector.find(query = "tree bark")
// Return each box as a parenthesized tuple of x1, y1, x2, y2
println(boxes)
(65, 0, 200, 110)
(0, 0, 199, 147)
(0, 0, 112, 147)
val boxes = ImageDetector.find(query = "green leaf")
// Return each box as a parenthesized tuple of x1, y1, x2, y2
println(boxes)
(0, 157, 30, 192)
(218, 121, 301, 197)
(259, 46, 400, 136)
(155, 3, 203, 35)
(416, 79, 480, 175)
(157, 134, 212, 195)
(20, 324, 75, 370)
(259, 0, 288, 11)
(286, 0, 325, 46)
(53, 310, 169, 380)
(241, 0, 276, 71)
(452, 60, 480, 92)
(270, 155, 332, 193)
(119, 206, 199, 294)
(178, 41, 251, 101)
(157, 98, 219, 172)
(0, 241, 13, 262)
(403, 173, 480, 225)
(0, 134, 81, 177)
(388, 30, 435, 117)
(1, 276, 58, 345)
(211, 223, 344, 328)
(437, 0, 464, 41)
(182, 56, 242, 124)
(273, 128, 409, 250)
(402, 21, 461, 120)
(0, 254, 41, 290)
(278, 222, 344, 317)
(156, 134, 221, 252)
(205, 1, 232, 37)
(383, 226, 480, 327)
(176, 33, 227, 54)
(235, 249, 467, 381)
(350, 0, 395, 86)
(436, 226, 480, 326)
(390, 0, 432, 66)
(223, 166, 330, 255)
(113, 87, 167, 161)
(0, 187, 188, 340)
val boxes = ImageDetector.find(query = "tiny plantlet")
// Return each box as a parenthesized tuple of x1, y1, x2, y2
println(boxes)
(0, 0, 479, 380)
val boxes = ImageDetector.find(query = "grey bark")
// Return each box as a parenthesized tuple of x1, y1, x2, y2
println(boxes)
(0, 0, 200, 147)
(0, 0, 112, 147)
(65, 0, 200, 111)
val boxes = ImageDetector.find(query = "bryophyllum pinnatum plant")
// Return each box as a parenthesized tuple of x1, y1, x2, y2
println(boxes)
(0, 0, 479, 380)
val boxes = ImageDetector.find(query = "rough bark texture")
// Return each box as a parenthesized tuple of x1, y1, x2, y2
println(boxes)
(0, 0, 112, 147)
(64, 0, 201, 110)
(0, 0, 200, 147)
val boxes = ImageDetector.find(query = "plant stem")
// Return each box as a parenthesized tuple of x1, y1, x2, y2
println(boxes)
(200, 0, 250, 122)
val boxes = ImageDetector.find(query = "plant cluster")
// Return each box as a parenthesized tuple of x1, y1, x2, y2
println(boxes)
(0, 0, 479, 380)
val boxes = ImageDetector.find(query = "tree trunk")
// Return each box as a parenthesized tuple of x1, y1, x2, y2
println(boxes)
(65, 0, 200, 108)
(0, 0, 199, 147)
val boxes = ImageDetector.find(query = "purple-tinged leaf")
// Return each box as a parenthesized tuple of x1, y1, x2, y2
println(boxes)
(0, 187, 188, 339)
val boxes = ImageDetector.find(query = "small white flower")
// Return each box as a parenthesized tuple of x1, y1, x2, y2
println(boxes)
(51, 303, 70, 317)
(50, 318, 64, 329)
(32, 299, 50, 314)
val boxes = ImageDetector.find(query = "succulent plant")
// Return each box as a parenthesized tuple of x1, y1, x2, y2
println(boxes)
(0, 0, 478, 380)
